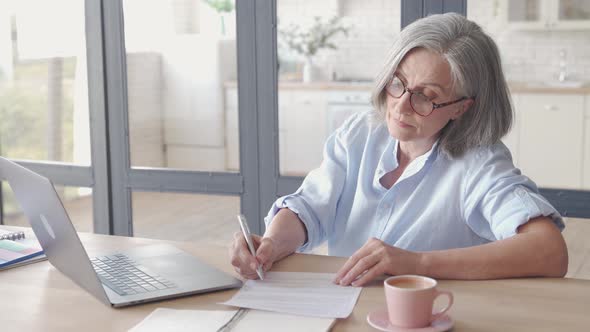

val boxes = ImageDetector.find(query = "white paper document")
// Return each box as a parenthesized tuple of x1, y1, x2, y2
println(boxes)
(221, 272, 362, 318)
(128, 308, 335, 332)
(129, 308, 236, 332)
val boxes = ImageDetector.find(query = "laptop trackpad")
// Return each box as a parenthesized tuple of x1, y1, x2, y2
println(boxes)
(126, 244, 237, 288)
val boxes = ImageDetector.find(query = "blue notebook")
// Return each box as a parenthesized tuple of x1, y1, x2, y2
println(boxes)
(0, 229, 46, 270)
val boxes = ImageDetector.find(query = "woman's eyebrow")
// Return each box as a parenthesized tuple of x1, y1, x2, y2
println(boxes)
(396, 70, 407, 81)
(397, 69, 447, 95)
(422, 81, 446, 93)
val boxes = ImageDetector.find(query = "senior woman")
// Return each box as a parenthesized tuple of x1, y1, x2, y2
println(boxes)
(229, 13, 568, 286)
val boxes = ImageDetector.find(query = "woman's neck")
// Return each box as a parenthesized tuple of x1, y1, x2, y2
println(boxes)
(398, 138, 437, 165)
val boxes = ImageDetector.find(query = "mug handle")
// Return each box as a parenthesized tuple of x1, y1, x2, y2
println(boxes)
(431, 290, 454, 322)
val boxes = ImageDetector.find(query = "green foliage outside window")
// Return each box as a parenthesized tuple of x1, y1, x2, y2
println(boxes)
(0, 58, 77, 219)
(0, 58, 76, 162)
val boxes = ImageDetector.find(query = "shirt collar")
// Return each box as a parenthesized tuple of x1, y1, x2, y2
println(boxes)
(399, 139, 440, 178)
(374, 136, 397, 188)
(375, 138, 440, 189)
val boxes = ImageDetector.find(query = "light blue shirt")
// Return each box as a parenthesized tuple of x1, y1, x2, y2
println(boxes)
(265, 111, 564, 257)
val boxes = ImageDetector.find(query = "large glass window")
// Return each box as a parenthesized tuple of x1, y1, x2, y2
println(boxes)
(2, 182, 93, 232)
(275, 0, 401, 176)
(0, 1, 91, 229)
(131, 191, 239, 244)
(122, 0, 239, 172)
(507, 0, 542, 22)
(0, 0, 90, 165)
(559, 0, 590, 21)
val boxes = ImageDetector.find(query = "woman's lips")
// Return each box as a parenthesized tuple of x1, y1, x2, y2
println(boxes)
(394, 118, 414, 128)
(387, 108, 414, 128)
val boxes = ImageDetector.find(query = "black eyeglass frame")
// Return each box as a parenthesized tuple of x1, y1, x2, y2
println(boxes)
(385, 75, 469, 117)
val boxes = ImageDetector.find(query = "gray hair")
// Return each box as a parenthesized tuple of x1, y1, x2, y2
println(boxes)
(371, 13, 512, 158)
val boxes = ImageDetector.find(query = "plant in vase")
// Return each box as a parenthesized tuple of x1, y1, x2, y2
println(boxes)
(204, 0, 234, 36)
(279, 16, 350, 83)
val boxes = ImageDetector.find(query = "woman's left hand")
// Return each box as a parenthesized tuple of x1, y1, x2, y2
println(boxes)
(333, 237, 422, 287)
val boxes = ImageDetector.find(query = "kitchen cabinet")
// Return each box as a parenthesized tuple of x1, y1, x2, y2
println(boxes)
(224, 86, 327, 175)
(159, 39, 236, 171)
(226, 84, 590, 189)
(326, 90, 373, 134)
(225, 84, 373, 175)
(516, 93, 585, 189)
(279, 91, 327, 175)
(502, 94, 520, 166)
(505, 0, 590, 30)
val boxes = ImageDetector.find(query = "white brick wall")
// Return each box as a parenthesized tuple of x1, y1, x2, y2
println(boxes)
(279, 0, 589, 83)
(468, 1, 590, 83)
(278, 0, 401, 81)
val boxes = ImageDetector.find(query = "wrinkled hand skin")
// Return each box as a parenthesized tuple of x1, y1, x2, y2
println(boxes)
(333, 238, 421, 287)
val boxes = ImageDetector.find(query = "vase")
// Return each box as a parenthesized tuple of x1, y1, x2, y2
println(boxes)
(302, 57, 318, 83)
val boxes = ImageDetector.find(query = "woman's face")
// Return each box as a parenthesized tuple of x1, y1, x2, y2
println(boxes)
(385, 48, 471, 145)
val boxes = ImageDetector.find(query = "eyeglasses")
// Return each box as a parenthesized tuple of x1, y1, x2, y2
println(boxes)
(385, 75, 468, 117)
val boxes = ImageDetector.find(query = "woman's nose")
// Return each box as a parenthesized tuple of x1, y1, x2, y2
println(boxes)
(396, 91, 414, 115)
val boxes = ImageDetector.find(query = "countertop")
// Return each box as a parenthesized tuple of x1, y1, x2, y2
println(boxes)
(224, 80, 590, 94)
(507, 81, 590, 94)
(224, 80, 373, 91)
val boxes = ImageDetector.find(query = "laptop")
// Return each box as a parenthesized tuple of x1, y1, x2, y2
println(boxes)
(0, 157, 242, 307)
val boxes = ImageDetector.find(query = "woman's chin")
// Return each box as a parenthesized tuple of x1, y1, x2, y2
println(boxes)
(387, 124, 411, 141)
(387, 119, 414, 140)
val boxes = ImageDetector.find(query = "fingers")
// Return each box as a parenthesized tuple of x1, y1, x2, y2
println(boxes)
(234, 266, 260, 280)
(229, 231, 279, 280)
(349, 262, 384, 287)
(261, 261, 274, 272)
(333, 254, 360, 284)
(229, 231, 263, 279)
(333, 238, 379, 284)
(334, 238, 398, 287)
(251, 234, 263, 249)
(256, 237, 277, 273)
(338, 253, 380, 286)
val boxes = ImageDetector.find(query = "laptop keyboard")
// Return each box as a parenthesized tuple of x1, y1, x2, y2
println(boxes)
(91, 253, 176, 296)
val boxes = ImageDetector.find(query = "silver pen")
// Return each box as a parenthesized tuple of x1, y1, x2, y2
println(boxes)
(237, 214, 264, 280)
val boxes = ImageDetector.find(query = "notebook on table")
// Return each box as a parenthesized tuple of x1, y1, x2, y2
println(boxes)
(129, 308, 336, 332)
(0, 156, 242, 307)
(0, 228, 47, 271)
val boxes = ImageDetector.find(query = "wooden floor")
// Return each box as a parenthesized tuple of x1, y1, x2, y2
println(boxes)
(3, 192, 589, 279)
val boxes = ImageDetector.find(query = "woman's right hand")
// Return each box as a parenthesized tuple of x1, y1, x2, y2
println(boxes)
(228, 232, 277, 280)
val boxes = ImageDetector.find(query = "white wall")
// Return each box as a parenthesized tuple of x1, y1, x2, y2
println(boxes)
(160, 36, 236, 170)
(468, 1, 590, 83)
(126, 53, 166, 168)
(278, 0, 401, 81)
(278, 0, 590, 83)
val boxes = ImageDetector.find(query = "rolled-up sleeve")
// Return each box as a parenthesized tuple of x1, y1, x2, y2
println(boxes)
(462, 145, 564, 241)
(264, 114, 359, 252)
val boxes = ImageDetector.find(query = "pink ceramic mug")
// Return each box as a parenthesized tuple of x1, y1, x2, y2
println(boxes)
(384, 275, 453, 328)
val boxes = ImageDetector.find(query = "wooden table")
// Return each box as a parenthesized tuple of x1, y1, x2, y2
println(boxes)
(1, 231, 589, 331)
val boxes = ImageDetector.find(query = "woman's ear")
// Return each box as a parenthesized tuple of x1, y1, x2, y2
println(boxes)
(451, 98, 474, 120)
